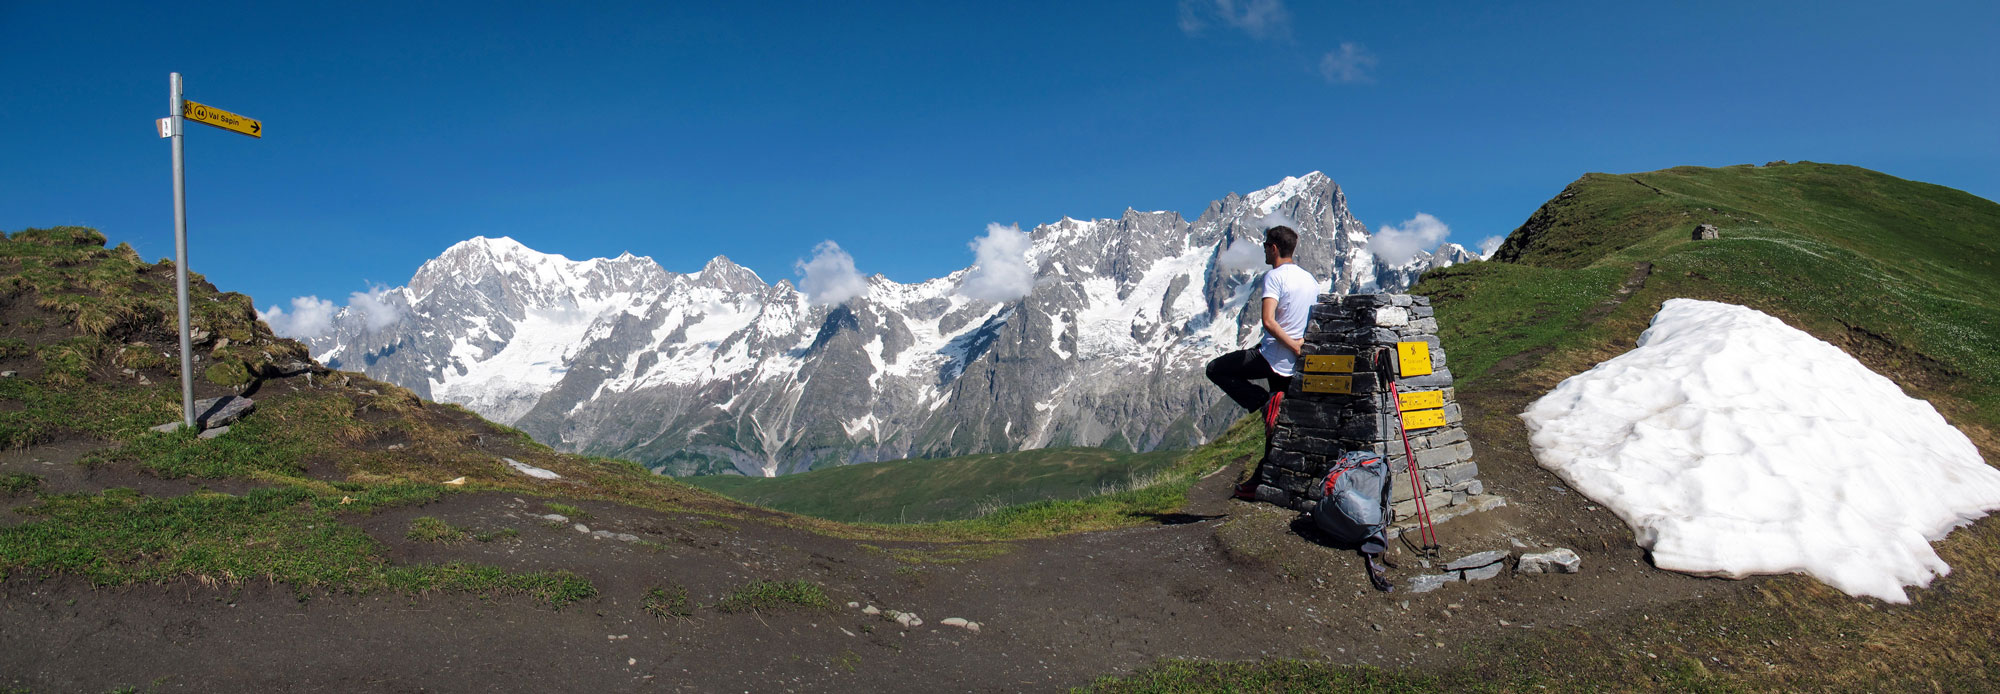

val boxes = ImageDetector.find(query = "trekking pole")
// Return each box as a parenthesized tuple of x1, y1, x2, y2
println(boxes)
(1380, 349, 1440, 558)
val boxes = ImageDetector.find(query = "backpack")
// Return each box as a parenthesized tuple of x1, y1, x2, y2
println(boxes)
(1311, 450, 1393, 551)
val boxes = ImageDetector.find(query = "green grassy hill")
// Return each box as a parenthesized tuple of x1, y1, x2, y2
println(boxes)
(1434, 162, 1999, 421)
(684, 447, 1185, 523)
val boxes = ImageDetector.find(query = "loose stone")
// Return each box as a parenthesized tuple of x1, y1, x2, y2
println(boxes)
(1516, 548, 1583, 574)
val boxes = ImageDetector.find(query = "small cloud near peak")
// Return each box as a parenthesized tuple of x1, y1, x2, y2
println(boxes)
(1319, 42, 1377, 84)
(1179, 0, 1293, 41)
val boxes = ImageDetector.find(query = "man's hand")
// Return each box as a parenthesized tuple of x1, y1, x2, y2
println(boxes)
(1261, 297, 1304, 356)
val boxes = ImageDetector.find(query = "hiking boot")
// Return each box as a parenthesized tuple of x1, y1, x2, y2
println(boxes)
(1263, 391, 1285, 430)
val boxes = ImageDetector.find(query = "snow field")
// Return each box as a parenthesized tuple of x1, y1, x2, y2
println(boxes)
(1521, 299, 2000, 603)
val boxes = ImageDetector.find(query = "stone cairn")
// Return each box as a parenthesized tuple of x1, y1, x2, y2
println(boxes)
(1253, 293, 1504, 537)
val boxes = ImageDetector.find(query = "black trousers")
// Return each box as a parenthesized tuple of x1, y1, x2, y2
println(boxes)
(1206, 348, 1294, 412)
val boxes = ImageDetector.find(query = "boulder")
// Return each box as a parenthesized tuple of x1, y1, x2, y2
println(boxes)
(1693, 224, 1720, 241)
(1516, 548, 1583, 574)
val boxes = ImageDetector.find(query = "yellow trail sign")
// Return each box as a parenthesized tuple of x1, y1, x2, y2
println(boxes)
(1301, 354, 1354, 373)
(1402, 409, 1447, 430)
(183, 99, 262, 138)
(1301, 373, 1353, 394)
(1397, 390, 1445, 411)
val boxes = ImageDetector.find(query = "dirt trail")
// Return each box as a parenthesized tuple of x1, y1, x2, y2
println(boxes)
(1, 414, 1741, 693)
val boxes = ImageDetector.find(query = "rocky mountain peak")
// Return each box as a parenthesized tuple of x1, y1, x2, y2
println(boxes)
(315, 172, 1480, 478)
(695, 255, 766, 294)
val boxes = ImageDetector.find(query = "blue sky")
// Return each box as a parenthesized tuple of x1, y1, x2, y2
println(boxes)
(5, 1, 1996, 313)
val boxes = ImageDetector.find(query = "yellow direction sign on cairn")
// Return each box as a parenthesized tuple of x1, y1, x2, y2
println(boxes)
(1301, 354, 1355, 373)
(182, 99, 262, 138)
(1301, 373, 1353, 394)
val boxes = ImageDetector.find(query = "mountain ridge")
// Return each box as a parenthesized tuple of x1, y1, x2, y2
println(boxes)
(312, 172, 1480, 476)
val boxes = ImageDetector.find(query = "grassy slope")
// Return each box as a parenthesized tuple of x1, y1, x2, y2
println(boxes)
(1465, 163, 1999, 417)
(0, 225, 1267, 603)
(685, 446, 1185, 523)
(1087, 162, 2000, 692)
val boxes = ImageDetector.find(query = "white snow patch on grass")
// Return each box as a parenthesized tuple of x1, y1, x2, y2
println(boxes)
(503, 457, 561, 479)
(1522, 299, 2000, 603)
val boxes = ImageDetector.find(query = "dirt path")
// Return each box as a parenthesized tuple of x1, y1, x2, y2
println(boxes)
(1, 421, 1743, 693)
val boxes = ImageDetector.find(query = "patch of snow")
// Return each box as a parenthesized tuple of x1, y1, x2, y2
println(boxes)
(862, 335, 887, 390)
(503, 457, 561, 479)
(1521, 299, 2000, 603)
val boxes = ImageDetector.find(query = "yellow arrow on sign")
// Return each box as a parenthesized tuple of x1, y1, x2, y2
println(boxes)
(182, 99, 262, 138)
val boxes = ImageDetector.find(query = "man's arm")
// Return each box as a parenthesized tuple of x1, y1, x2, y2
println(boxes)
(1262, 297, 1302, 356)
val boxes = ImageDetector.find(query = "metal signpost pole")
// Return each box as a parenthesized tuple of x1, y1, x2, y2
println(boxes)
(170, 73, 195, 429)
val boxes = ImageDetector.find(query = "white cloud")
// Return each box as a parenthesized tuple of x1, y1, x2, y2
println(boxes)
(1318, 41, 1377, 84)
(1178, 0, 1292, 40)
(1370, 213, 1452, 266)
(346, 285, 403, 332)
(1256, 209, 1296, 231)
(1216, 239, 1269, 273)
(796, 240, 868, 306)
(960, 223, 1036, 302)
(1478, 236, 1506, 259)
(258, 295, 337, 339)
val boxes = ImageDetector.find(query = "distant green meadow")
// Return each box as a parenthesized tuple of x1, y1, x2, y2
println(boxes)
(685, 446, 1186, 524)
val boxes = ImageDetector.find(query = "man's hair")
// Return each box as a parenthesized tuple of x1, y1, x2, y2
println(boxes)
(1265, 226, 1299, 258)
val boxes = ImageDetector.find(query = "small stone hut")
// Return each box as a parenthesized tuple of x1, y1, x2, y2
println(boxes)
(1252, 293, 1503, 535)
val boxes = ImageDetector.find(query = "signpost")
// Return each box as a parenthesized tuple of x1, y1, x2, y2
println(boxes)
(182, 99, 262, 138)
(163, 73, 261, 429)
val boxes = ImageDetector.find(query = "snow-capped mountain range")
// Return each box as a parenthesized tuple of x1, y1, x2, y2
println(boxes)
(309, 172, 1479, 476)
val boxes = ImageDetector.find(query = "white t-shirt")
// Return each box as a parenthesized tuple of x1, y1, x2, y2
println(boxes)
(1258, 263, 1319, 376)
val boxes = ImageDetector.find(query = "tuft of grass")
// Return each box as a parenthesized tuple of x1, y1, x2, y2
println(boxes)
(473, 527, 519, 542)
(406, 516, 470, 543)
(0, 376, 180, 449)
(857, 542, 1012, 566)
(544, 502, 589, 520)
(716, 579, 831, 613)
(642, 585, 692, 619)
(85, 389, 366, 480)
(1, 473, 41, 496)
(0, 485, 593, 608)
(1075, 658, 1442, 694)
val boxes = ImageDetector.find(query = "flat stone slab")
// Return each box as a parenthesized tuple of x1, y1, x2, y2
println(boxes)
(1407, 574, 1456, 593)
(1460, 562, 1505, 581)
(1444, 550, 1509, 571)
(194, 396, 255, 428)
(196, 425, 231, 440)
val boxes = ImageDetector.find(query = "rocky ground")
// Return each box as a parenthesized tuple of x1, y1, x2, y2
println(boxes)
(0, 364, 1748, 693)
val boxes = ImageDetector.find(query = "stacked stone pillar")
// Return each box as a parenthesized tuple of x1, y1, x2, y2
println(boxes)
(1253, 293, 1503, 534)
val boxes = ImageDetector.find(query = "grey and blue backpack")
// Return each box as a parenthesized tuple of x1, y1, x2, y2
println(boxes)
(1311, 449, 1393, 552)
